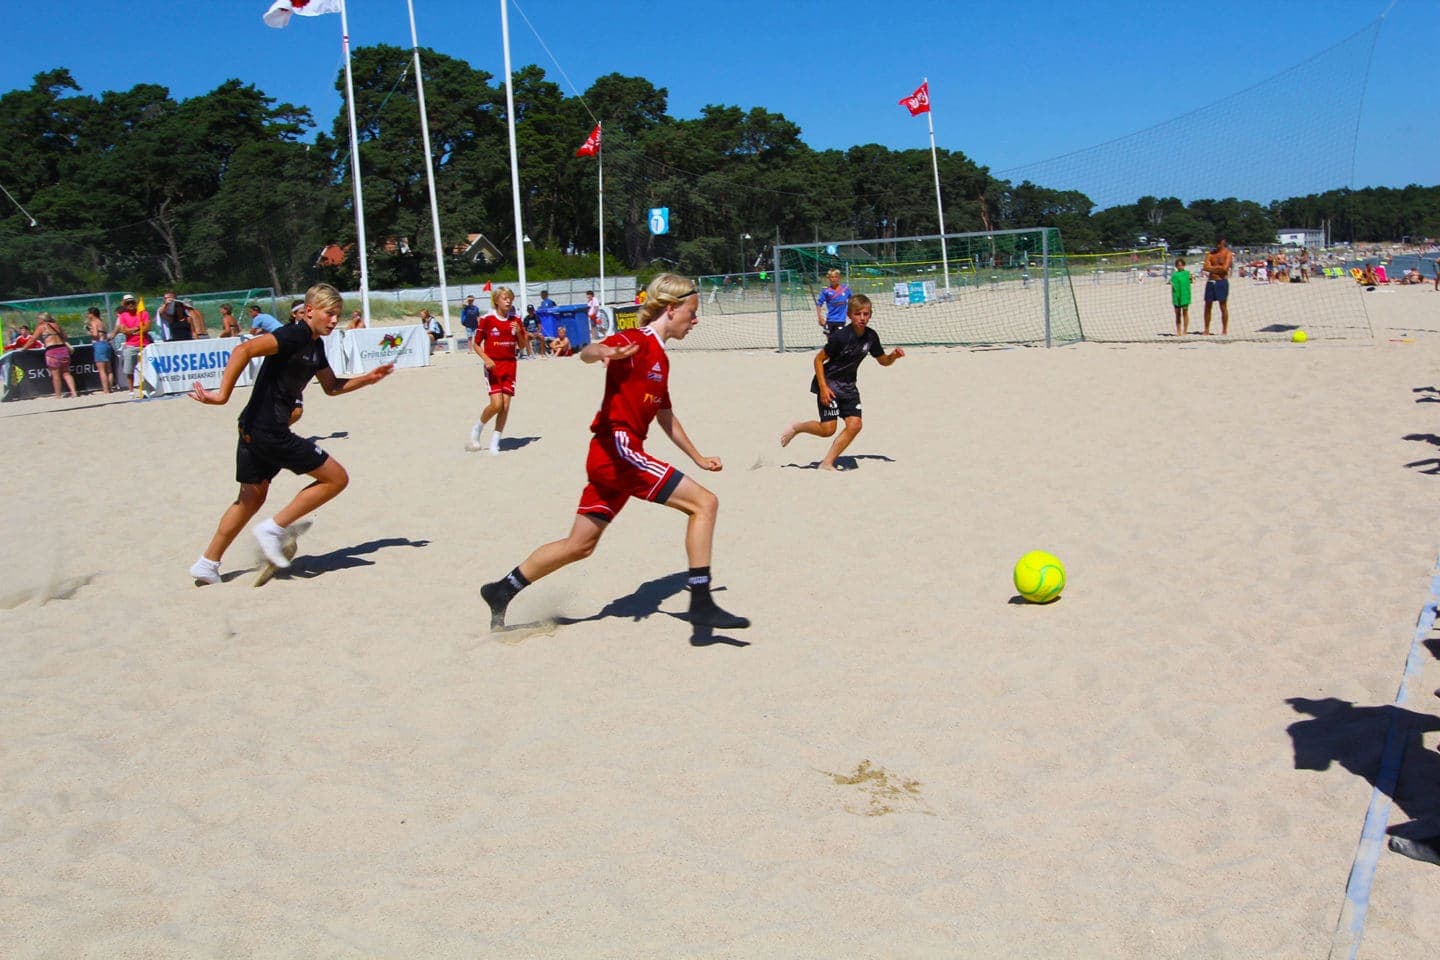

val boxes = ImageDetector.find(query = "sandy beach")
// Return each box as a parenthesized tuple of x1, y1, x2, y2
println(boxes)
(3, 284, 1440, 958)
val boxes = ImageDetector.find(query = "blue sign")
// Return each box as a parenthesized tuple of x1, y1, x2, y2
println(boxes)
(825, 244, 838, 255)
(647, 207, 670, 235)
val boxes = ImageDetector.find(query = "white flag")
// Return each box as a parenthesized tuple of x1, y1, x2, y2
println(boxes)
(263, 0, 343, 29)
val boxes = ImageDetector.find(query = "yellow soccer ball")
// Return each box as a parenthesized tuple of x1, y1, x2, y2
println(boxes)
(1013, 550, 1066, 604)
(1291, 329, 1308, 343)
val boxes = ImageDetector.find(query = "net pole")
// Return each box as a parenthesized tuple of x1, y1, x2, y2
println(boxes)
(773, 239, 784, 352)
(406, 0, 451, 330)
(924, 78, 951, 293)
(1042, 228, 1052, 348)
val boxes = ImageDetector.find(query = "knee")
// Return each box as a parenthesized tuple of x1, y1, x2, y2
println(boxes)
(331, 465, 350, 492)
(818, 421, 838, 437)
(238, 485, 268, 511)
(695, 487, 719, 522)
(844, 417, 863, 436)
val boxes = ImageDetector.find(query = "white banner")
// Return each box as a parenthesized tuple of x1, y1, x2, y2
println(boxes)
(140, 326, 429, 394)
(140, 338, 260, 396)
(332, 324, 431, 376)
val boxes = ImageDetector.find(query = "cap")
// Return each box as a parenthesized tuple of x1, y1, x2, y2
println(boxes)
(121, 293, 137, 303)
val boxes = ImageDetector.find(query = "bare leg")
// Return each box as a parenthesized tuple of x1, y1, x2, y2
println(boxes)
(1220, 301, 1229, 336)
(1174, 307, 1183, 336)
(202, 482, 270, 562)
(272, 457, 349, 527)
(1203, 302, 1213, 335)
(780, 419, 836, 447)
(63, 370, 78, 398)
(493, 394, 512, 434)
(820, 416, 863, 471)
(517, 513, 609, 583)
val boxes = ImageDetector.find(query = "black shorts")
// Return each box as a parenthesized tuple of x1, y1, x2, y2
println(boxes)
(235, 424, 328, 484)
(815, 385, 862, 422)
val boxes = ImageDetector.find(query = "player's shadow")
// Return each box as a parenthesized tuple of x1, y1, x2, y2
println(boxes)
(551, 571, 750, 647)
(1401, 434, 1440, 473)
(782, 453, 896, 472)
(1285, 696, 1440, 853)
(1411, 386, 1440, 404)
(285, 536, 431, 578)
(303, 430, 349, 442)
(496, 435, 541, 452)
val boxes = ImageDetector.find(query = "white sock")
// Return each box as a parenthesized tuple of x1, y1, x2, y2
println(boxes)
(489, 431, 503, 452)
(195, 556, 220, 570)
(470, 422, 482, 444)
(259, 517, 287, 535)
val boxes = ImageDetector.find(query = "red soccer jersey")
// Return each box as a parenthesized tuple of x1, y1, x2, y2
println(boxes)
(477, 312, 521, 362)
(590, 326, 671, 441)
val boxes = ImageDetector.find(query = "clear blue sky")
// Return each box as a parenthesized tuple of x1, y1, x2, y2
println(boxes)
(4, 0, 1435, 198)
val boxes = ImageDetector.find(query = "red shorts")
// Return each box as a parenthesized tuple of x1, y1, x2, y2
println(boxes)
(577, 430, 682, 521)
(486, 360, 517, 395)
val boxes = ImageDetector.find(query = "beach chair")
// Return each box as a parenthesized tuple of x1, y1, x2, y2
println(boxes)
(1350, 268, 1364, 282)
(1374, 265, 1389, 284)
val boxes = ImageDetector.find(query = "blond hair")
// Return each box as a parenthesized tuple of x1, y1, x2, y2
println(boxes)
(491, 286, 515, 305)
(847, 293, 872, 317)
(305, 282, 343, 313)
(637, 273, 698, 326)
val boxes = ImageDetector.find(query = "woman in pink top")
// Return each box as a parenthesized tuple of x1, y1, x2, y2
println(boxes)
(111, 294, 150, 395)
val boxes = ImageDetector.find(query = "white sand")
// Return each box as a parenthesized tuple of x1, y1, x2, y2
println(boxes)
(3, 286, 1439, 957)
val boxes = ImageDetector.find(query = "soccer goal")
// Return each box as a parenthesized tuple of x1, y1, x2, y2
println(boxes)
(684, 227, 1083, 353)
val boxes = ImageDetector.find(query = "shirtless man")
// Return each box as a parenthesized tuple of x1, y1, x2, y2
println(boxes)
(1203, 237, 1234, 336)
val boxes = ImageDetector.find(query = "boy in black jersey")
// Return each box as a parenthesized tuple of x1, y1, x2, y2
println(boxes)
(186, 283, 394, 585)
(779, 293, 904, 471)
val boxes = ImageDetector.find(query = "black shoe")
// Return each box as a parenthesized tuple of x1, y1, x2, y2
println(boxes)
(1389, 834, 1440, 866)
(688, 599, 750, 630)
(479, 581, 509, 630)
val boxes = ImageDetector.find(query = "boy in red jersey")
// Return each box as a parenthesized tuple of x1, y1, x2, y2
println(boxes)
(480, 274, 749, 631)
(468, 286, 528, 454)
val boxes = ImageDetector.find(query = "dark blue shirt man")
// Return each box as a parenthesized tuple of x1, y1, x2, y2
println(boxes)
(460, 295, 481, 339)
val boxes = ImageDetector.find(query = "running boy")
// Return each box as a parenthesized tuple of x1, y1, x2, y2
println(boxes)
(468, 286, 527, 455)
(479, 273, 749, 631)
(186, 283, 393, 585)
(1170, 257, 1192, 336)
(780, 293, 904, 471)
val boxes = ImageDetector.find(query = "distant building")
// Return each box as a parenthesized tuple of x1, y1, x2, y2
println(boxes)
(1278, 228, 1325, 248)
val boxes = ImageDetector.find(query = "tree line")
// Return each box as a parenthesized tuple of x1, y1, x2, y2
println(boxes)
(2, 50, 1436, 299)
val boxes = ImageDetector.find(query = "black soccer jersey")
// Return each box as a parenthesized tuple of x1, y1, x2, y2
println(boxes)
(811, 324, 885, 395)
(239, 322, 329, 433)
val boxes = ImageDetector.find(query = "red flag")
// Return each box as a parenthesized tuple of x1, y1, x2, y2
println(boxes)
(263, 0, 343, 29)
(898, 82, 930, 117)
(482, 281, 492, 292)
(575, 123, 602, 158)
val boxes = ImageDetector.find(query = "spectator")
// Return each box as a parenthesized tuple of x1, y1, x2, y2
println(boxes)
(34, 312, 78, 399)
(552, 326, 574, 357)
(288, 300, 306, 324)
(158, 290, 196, 341)
(112, 294, 151, 395)
(585, 289, 599, 332)
(7, 324, 36, 350)
(460, 294, 480, 341)
(523, 304, 548, 357)
(347, 309, 365, 330)
(86, 307, 117, 393)
(1359, 264, 1378, 288)
(420, 309, 444, 350)
(218, 303, 241, 338)
(247, 303, 283, 335)
(539, 289, 558, 314)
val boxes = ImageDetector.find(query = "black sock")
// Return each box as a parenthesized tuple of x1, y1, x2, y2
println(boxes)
(496, 567, 530, 602)
(688, 567, 712, 605)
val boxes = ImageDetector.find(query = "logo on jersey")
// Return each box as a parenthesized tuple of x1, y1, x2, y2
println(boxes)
(647, 361, 663, 382)
(642, 392, 663, 406)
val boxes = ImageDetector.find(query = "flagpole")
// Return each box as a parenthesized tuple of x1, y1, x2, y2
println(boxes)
(337, 1, 372, 321)
(922, 77, 951, 292)
(597, 121, 605, 331)
(406, 0, 451, 330)
(499, 0, 528, 316)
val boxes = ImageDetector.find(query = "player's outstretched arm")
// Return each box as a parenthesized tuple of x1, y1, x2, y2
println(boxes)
(656, 409, 721, 472)
(580, 341, 639, 365)
(190, 334, 275, 405)
(877, 347, 905, 367)
(317, 362, 395, 397)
